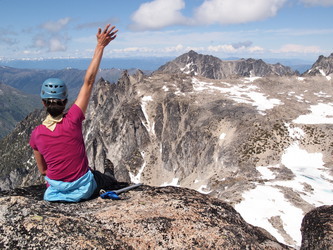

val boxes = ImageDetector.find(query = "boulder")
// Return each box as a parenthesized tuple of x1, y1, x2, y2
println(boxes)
(300, 205, 333, 249)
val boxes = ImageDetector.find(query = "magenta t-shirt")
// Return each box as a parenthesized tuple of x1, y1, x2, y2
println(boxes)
(30, 104, 89, 182)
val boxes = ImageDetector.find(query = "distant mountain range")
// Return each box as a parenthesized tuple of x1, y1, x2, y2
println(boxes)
(0, 57, 173, 71)
(0, 51, 331, 138)
(0, 83, 41, 138)
(0, 56, 312, 73)
(0, 66, 125, 99)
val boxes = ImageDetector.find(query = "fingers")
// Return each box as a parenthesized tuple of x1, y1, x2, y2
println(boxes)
(109, 29, 118, 39)
(96, 24, 118, 45)
(103, 24, 111, 33)
(102, 24, 116, 34)
(98, 24, 117, 37)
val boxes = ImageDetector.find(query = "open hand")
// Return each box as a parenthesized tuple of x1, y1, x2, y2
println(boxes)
(96, 24, 118, 47)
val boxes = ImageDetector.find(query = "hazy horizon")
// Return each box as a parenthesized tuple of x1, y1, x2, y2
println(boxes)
(0, 54, 314, 73)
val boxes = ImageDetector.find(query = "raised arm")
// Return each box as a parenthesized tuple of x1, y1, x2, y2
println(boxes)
(75, 24, 118, 114)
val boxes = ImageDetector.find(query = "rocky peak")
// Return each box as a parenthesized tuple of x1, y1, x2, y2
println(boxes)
(156, 50, 296, 79)
(303, 53, 333, 76)
(1, 183, 332, 249)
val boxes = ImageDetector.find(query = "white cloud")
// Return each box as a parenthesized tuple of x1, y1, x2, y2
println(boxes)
(31, 18, 71, 53)
(130, 0, 287, 30)
(33, 38, 46, 48)
(33, 35, 68, 52)
(164, 44, 185, 52)
(109, 41, 265, 58)
(49, 38, 67, 52)
(193, 0, 287, 25)
(0, 28, 17, 45)
(41, 17, 71, 32)
(23, 50, 41, 55)
(299, 0, 333, 6)
(207, 44, 264, 53)
(208, 44, 236, 52)
(275, 44, 321, 54)
(130, 0, 189, 31)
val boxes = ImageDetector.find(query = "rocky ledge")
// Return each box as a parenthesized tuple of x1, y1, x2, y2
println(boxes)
(0, 184, 293, 249)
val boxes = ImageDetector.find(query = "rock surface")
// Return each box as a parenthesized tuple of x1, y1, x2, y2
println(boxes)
(0, 184, 293, 249)
(300, 205, 333, 250)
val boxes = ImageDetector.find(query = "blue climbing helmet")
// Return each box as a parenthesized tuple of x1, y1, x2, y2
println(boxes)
(40, 78, 68, 99)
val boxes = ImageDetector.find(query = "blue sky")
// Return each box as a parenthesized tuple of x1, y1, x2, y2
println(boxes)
(0, 0, 332, 62)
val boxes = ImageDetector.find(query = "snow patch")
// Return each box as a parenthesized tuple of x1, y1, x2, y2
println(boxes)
(293, 103, 333, 124)
(219, 133, 226, 140)
(257, 166, 276, 180)
(235, 143, 333, 247)
(175, 88, 185, 96)
(314, 91, 331, 98)
(192, 78, 282, 114)
(181, 62, 197, 75)
(285, 123, 305, 140)
(161, 178, 179, 187)
(319, 69, 326, 77)
(318, 70, 332, 80)
(129, 152, 146, 184)
(197, 184, 211, 194)
(141, 96, 154, 134)
(243, 76, 261, 83)
(235, 185, 303, 246)
(162, 85, 169, 91)
(279, 143, 333, 206)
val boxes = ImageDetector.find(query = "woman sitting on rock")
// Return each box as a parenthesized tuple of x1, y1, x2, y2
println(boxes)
(29, 24, 118, 202)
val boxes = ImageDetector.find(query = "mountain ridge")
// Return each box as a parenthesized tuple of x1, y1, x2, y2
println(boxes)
(156, 50, 297, 78)
(0, 82, 41, 138)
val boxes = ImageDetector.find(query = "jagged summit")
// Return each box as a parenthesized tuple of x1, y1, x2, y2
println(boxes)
(303, 52, 333, 77)
(156, 50, 296, 79)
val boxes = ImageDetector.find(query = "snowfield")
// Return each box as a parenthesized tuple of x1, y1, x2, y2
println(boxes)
(235, 142, 333, 247)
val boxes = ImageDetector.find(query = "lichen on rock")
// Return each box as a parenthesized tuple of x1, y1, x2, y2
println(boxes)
(0, 184, 292, 249)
